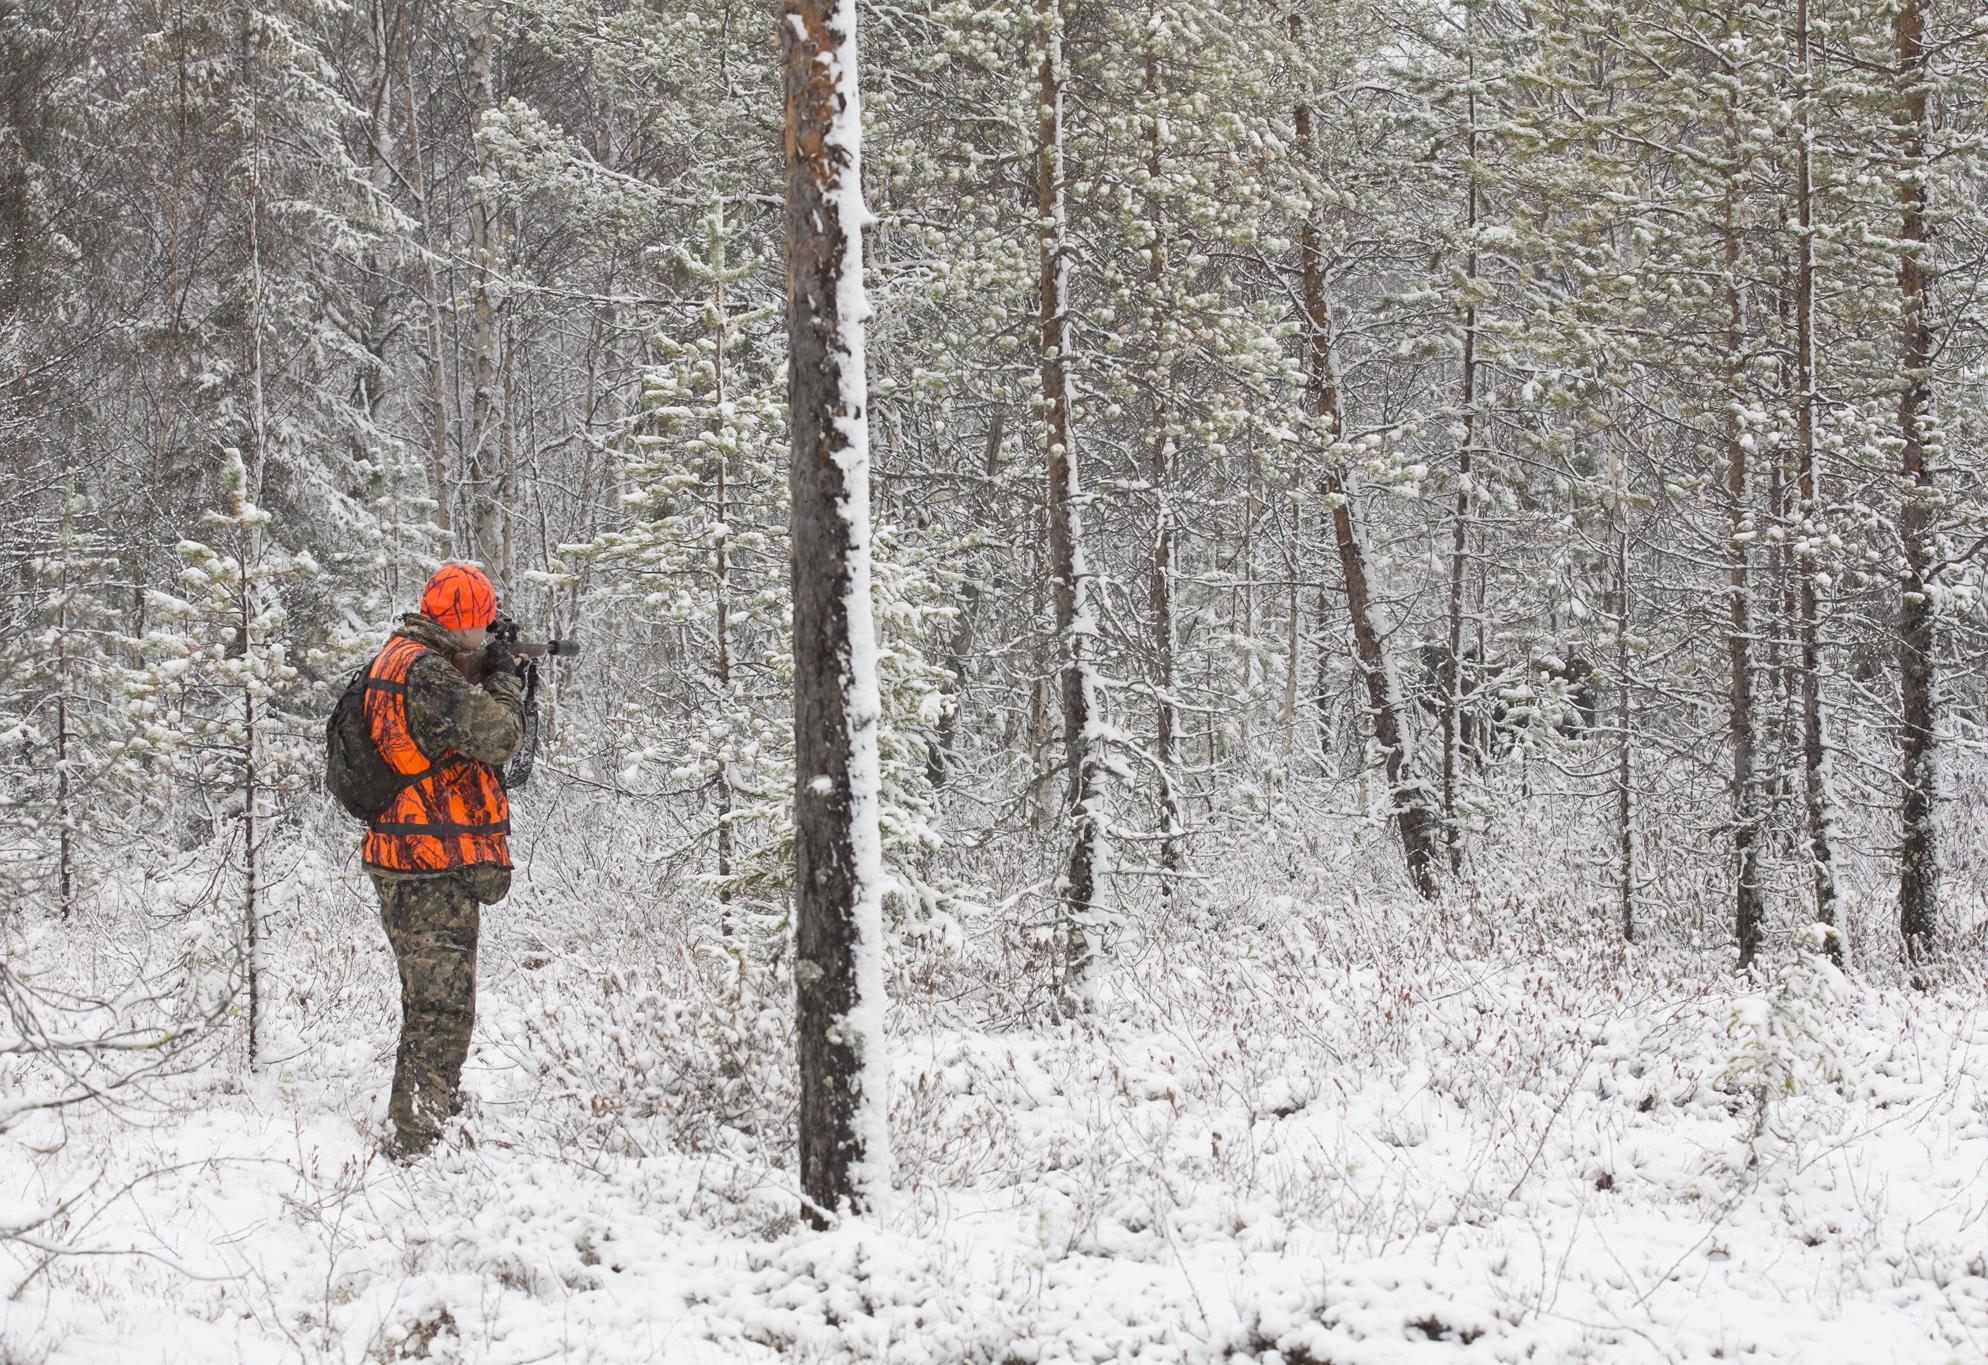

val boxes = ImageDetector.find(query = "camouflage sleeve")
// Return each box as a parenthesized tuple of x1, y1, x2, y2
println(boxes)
(403, 652, 526, 767)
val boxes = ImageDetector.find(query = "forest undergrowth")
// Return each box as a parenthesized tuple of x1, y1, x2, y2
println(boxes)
(5, 781, 1988, 1364)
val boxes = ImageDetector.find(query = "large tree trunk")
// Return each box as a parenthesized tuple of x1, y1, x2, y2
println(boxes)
(1894, 0, 1939, 961)
(1293, 41, 1441, 900)
(1793, 0, 1841, 964)
(1039, 0, 1106, 995)
(783, 0, 889, 1226)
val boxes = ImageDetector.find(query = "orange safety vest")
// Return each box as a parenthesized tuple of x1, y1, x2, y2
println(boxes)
(360, 636, 512, 873)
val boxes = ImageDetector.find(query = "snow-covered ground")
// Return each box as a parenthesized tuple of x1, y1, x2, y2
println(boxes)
(6, 825, 1988, 1364)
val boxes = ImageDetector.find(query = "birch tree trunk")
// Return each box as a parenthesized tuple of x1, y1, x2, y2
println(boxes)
(783, 0, 889, 1225)
(1894, 0, 1940, 961)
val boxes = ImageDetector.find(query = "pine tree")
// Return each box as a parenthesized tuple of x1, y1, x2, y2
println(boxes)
(783, 0, 890, 1225)
(142, 450, 316, 1066)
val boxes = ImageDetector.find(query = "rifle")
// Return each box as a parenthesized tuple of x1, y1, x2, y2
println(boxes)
(452, 620, 582, 686)
(453, 617, 581, 790)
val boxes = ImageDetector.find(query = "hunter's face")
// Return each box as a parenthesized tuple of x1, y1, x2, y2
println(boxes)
(460, 625, 490, 650)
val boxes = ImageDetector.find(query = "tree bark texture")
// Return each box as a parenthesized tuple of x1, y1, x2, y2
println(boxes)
(242, 1, 266, 1067)
(1895, 0, 1939, 960)
(713, 273, 735, 915)
(1145, 43, 1182, 904)
(1610, 430, 1634, 942)
(1793, 0, 1841, 963)
(784, 0, 888, 1225)
(1444, 58, 1478, 874)
(1722, 160, 1764, 972)
(1039, 0, 1106, 993)
(1295, 56, 1441, 901)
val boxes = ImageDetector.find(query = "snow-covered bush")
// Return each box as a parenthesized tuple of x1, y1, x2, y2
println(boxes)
(521, 930, 795, 1157)
(1719, 925, 1848, 1159)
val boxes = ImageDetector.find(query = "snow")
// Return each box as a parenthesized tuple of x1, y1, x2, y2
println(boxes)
(8, 830, 1988, 1364)
(815, 0, 891, 1215)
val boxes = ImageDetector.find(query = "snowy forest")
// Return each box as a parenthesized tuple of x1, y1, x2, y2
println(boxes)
(5, 0, 1988, 1358)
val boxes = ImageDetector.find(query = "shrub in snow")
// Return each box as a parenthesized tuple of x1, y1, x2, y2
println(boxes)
(698, 1226, 1016, 1365)
(174, 892, 241, 1031)
(1227, 1261, 1512, 1362)
(1719, 924, 1848, 1159)
(523, 929, 796, 1157)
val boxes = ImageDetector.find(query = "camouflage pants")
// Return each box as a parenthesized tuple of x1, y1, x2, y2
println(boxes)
(371, 866, 508, 1153)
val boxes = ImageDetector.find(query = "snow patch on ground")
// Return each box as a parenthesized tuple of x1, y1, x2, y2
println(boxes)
(6, 838, 1988, 1363)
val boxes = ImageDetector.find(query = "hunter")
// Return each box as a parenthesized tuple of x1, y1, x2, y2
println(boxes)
(361, 561, 524, 1159)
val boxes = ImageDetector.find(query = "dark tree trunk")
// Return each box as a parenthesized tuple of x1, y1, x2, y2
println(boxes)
(1039, 0, 1104, 993)
(713, 275, 734, 918)
(1793, 0, 1841, 964)
(1294, 45, 1441, 900)
(1145, 43, 1181, 906)
(1443, 24, 1480, 875)
(242, 2, 265, 1068)
(784, 0, 887, 1225)
(1610, 433, 1635, 942)
(1895, 0, 1939, 961)
(1722, 160, 1764, 972)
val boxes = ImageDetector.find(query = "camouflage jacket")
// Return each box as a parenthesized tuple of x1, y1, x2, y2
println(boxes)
(390, 613, 527, 770)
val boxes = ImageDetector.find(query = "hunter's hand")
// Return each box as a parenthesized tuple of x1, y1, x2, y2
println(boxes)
(482, 639, 522, 684)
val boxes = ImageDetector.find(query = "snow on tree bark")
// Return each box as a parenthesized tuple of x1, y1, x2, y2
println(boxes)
(1442, 7, 1481, 877)
(1293, 43, 1441, 902)
(1721, 121, 1765, 974)
(1143, 40, 1182, 913)
(1792, 0, 1841, 965)
(1894, 0, 1940, 962)
(782, 0, 890, 1223)
(1038, 0, 1108, 998)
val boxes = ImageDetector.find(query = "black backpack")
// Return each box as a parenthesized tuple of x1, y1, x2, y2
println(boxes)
(324, 665, 409, 821)
(324, 654, 540, 819)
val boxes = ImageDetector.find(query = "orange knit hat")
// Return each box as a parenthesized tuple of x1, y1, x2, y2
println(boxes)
(420, 562, 497, 631)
